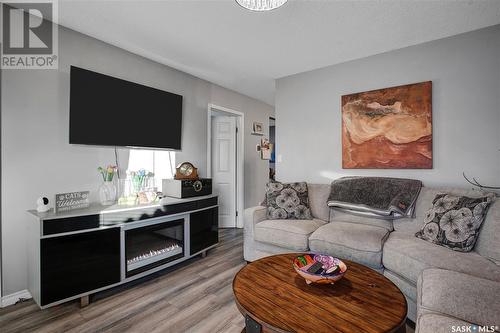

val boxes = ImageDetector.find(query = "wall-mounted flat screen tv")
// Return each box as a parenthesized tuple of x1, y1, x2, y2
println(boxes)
(69, 66, 182, 150)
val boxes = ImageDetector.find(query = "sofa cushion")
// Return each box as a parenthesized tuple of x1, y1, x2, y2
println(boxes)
(266, 182, 312, 220)
(475, 198, 500, 265)
(329, 209, 394, 231)
(416, 314, 471, 333)
(418, 269, 500, 329)
(254, 219, 326, 251)
(307, 184, 331, 221)
(383, 232, 500, 285)
(394, 187, 492, 234)
(415, 193, 494, 252)
(309, 222, 389, 269)
(384, 270, 417, 301)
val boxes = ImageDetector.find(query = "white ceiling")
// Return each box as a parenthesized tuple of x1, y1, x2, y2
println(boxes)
(58, 0, 500, 105)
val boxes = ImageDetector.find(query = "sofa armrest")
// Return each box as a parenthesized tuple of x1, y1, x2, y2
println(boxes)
(417, 268, 500, 327)
(244, 206, 266, 227)
(244, 206, 266, 235)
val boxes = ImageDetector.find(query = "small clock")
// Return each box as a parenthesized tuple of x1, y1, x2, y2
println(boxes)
(175, 162, 199, 180)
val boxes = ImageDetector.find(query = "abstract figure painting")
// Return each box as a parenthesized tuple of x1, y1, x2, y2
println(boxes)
(342, 81, 432, 169)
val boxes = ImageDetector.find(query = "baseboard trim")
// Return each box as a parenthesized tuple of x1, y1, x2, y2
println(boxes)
(1, 289, 32, 308)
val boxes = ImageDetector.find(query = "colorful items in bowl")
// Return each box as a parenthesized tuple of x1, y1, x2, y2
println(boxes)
(293, 254, 347, 285)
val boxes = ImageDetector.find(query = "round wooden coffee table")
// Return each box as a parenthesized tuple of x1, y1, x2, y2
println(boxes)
(233, 253, 407, 333)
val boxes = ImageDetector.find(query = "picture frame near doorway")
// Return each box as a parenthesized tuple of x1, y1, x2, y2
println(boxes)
(206, 104, 244, 229)
(251, 122, 264, 136)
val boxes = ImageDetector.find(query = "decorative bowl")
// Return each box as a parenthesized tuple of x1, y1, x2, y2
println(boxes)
(293, 254, 347, 285)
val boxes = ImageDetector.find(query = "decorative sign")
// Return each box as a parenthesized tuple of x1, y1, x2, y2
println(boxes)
(55, 191, 90, 213)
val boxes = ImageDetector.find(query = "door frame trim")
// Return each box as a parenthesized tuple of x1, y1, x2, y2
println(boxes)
(207, 104, 244, 228)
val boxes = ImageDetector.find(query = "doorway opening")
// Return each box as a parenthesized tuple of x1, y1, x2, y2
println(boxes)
(207, 104, 244, 228)
(269, 117, 276, 181)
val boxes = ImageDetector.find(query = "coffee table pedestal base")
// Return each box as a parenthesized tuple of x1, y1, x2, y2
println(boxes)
(243, 315, 262, 333)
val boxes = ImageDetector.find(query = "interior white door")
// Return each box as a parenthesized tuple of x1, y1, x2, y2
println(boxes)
(211, 116, 237, 228)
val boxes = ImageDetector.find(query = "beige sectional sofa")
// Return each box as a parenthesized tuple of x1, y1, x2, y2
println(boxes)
(244, 183, 500, 330)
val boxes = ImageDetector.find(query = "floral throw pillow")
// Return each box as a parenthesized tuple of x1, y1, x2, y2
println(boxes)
(415, 193, 494, 252)
(266, 182, 312, 220)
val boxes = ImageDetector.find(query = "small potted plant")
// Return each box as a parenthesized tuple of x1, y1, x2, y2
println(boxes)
(97, 165, 117, 205)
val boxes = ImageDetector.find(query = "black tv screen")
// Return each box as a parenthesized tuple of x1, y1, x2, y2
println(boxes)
(69, 66, 182, 150)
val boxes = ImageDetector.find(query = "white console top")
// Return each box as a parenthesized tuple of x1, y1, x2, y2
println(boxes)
(28, 194, 218, 221)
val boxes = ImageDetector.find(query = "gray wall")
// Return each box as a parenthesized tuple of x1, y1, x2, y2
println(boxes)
(276, 25, 500, 188)
(1, 26, 273, 296)
(210, 85, 274, 208)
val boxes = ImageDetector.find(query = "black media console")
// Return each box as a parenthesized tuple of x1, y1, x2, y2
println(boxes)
(27, 195, 218, 308)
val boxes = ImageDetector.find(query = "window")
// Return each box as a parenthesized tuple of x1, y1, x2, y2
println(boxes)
(127, 149, 175, 191)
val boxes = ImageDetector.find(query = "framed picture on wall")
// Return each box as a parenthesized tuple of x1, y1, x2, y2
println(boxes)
(342, 81, 432, 169)
(252, 122, 264, 135)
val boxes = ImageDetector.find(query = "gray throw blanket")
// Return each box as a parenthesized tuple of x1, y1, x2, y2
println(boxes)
(327, 177, 422, 219)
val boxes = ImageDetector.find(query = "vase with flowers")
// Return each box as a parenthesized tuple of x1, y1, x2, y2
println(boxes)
(98, 165, 118, 205)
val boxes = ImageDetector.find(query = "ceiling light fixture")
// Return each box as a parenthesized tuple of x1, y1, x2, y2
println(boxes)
(235, 0, 288, 11)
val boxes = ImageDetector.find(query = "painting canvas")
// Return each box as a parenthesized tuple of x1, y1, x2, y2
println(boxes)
(342, 81, 432, 169)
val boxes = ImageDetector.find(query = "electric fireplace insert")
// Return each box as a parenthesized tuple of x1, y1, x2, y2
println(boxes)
(125, 219, 184, 277)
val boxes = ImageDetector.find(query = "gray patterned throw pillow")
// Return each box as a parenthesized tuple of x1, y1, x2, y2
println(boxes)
(415, 193, 494, 252)
(265, 182, 312, 220)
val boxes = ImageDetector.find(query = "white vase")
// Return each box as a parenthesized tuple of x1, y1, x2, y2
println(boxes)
(99, 181, 117, 205)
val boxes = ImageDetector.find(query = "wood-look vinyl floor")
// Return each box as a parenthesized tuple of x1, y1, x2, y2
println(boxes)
(0, 229, 415, 333)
